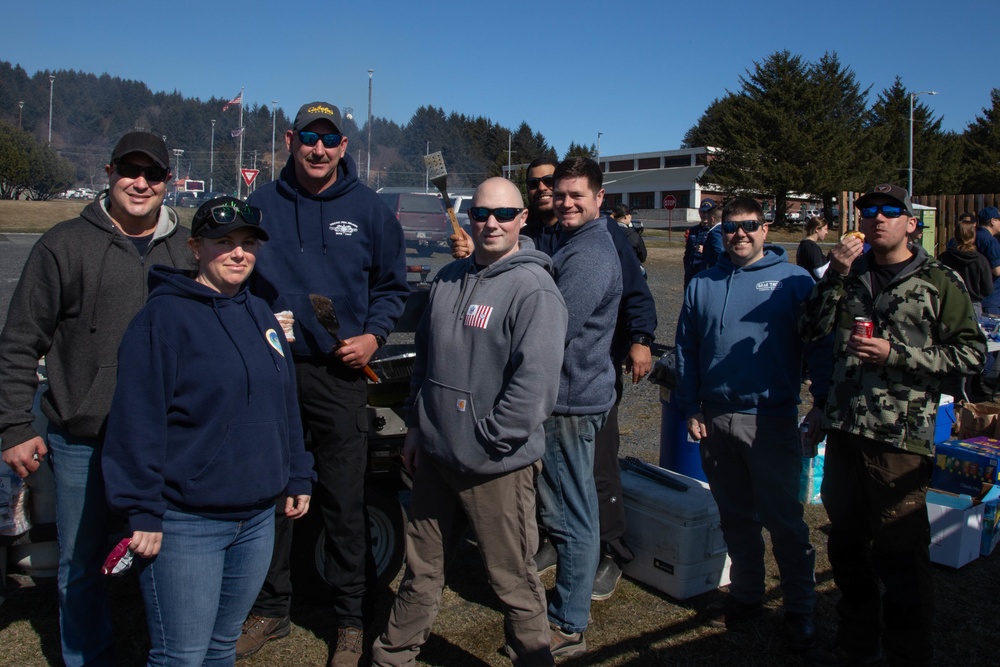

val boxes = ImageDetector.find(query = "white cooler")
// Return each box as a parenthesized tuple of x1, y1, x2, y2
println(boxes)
(620, 459, 731, 600)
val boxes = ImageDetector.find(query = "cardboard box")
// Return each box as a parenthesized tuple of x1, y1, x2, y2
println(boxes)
(620, 461, 731, 600)
(927, 489, 984, 568)
(932, 438, 1000, 496)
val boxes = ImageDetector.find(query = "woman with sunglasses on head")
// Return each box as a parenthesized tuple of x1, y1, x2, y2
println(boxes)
(102, 196, 315, 666)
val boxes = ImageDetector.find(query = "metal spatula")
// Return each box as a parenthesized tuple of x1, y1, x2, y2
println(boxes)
(423, 151, 462, 235)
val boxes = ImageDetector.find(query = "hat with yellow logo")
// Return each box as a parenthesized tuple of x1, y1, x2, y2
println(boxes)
(292, 102, 343, 133)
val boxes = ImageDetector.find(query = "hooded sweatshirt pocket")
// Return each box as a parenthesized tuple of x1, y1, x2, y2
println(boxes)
(183, 420, 288, 507)
(417, 379, 491, 472)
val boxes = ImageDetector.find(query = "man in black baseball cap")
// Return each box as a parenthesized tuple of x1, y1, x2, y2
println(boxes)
(292, 101, 343, 133)
(0, 129, 188, 664)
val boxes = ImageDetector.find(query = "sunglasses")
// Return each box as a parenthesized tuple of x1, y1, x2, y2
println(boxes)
(204, 203, 263, 227)
(721, 220, 763, 234)
(526, 175, 555, 189)
(859, 204, 908, 219)
(468, 206, 524, 223)
(298, 131, 343, 148)
(114, 162, 169, 183)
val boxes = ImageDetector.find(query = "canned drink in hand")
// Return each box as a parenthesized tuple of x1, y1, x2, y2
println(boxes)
(800, 422, 818, 458)
(852, 317, 874, 338)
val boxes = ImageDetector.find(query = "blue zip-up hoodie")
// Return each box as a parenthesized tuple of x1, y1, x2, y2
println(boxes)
(247, 152, 408, 360)
(675, 245, 831, 419)
(103, 266, 315, 534)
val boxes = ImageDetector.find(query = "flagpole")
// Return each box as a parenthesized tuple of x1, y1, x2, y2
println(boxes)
(237, 87, 245, 198)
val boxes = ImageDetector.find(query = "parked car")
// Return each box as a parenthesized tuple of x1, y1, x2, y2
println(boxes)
(801, 208, 821, 221)
(632, 218, 644, 235)
(764, 211, 775, 222)
(378, 192, 450, 256)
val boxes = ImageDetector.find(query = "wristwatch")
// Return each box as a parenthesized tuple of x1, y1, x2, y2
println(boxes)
(373, 334, 387, 348)
(631, 334, 652, 347)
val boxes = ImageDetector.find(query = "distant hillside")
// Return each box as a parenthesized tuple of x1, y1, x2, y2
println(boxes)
(0, 62, 556, 192)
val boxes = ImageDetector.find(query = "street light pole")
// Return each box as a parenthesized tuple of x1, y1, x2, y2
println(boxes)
(597, 132, 602, 165)
(18, 101, 23, 130)
(367, 69, 374, 185)
(271, 100, 278, 182)
(210, 120, 216, 192)
(908, 90, 937, 196)
(47, 75, 55, 144)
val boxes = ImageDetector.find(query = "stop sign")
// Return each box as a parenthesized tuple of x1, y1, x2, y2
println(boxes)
(663, 195, 677, 210)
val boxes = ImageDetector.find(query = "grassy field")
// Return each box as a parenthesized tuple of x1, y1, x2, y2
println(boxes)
(0, 200, 196, 233)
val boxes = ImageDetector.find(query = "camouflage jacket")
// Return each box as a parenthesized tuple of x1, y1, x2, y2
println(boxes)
(799, 245, 986, 456)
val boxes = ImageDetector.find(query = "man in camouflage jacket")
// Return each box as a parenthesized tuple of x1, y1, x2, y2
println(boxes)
(799, 184, 985, 667)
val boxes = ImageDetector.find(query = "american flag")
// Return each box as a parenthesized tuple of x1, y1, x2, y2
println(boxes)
(464, 304, 493, 329)
(230, 127, 244, 138)
(222, 91, 242, 112)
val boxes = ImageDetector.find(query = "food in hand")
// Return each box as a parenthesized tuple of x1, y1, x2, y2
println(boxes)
(274, 311, 295, 342)
(841, 231, 865, 242)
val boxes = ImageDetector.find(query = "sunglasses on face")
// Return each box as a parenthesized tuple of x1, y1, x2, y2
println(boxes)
(468, 206, 524, 223)
(204, 203, 264, 227)
(114, 162, 169, 183)
(526, 175, 555, 189)
(859, 204, 908, 219)
(721, 220, 763, 234)
(298, 131, 344, 148)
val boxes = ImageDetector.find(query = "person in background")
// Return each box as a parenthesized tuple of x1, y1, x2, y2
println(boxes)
(800, 184, 985, 667)
(611, 204, 647, 271)
(102, 197, 315, 665)
(675, 196, 827, 656)
(938, 215, 993, 317)
(796, 216, 830, 279)
(0, 132, 189, 666)
(973, 206, 1000, 316)
(683, 199, 721, 286)
(372, 177, 567, 667)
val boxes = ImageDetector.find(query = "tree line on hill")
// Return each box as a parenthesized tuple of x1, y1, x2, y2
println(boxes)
(1, 55, 998, 207)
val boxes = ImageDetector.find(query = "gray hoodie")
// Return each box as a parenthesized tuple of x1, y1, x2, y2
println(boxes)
(0, 193, 190, 447)
(406, 249, 568, 475)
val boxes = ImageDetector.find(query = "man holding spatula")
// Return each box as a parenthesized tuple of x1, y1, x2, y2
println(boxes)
(238, 101, 408, 667)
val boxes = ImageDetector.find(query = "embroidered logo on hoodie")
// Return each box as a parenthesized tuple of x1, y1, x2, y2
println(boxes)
(464, 304, 493, 329)
(330, 221, 358, 236)
(756, 280, 782, 292)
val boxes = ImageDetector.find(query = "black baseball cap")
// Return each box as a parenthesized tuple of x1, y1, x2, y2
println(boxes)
(191, 196, 268, 241)
(855, 183, 912, 213)
(292, 102, 343, 133)
(111, 132, 170, 169)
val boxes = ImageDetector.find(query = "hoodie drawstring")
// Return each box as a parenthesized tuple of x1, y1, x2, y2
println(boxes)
(211, 300, 255, 405)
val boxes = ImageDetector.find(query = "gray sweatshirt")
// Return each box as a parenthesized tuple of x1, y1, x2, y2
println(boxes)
(550, 218, 622, 415)
(406, 249, 568, 475)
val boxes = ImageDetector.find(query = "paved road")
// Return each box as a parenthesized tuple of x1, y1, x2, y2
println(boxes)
(0, 233, 40, 331)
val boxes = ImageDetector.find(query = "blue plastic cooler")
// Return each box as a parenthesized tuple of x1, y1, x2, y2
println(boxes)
(658, 391, 707, 482)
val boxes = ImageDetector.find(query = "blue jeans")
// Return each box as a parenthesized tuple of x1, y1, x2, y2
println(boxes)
(48, 427, 115, 667)
(537, 412, 607, 633)
(138, 508, 275, 666)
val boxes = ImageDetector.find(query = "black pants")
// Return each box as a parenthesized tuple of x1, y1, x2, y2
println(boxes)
(593, 372, 633, 562)
(822, 430, 934, 666)
(251, 361, 370, 628)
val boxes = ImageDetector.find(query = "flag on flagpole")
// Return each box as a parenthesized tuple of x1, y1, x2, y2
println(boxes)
(222, 91, 243, 112)
(230, 127, 244, 138)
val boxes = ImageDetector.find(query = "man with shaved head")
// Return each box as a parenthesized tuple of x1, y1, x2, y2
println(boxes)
(372, 178, 569, 666)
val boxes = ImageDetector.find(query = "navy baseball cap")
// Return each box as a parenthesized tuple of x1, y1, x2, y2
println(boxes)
(978, 206, 1000, 224)
(191, 196, 268, 240)
(699, 199, 718, 213)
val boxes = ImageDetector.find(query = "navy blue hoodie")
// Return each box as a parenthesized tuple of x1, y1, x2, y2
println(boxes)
(247, 152, 408, 360)
(103, 265, 315, 533)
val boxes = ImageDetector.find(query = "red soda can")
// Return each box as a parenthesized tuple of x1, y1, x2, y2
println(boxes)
(852, 317, 874, 338)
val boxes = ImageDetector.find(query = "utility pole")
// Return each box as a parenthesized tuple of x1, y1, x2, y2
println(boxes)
(367, 69, 374, 185)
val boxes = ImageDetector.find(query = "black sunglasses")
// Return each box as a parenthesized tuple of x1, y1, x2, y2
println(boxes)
(114, 162, 170, 183)
(859, 204, 908, 219)
(298, 131, 343, 148)
(204, 203, 263, 227)
(526, 175, 555, 189)
(468, 206, 524, 223)
(721, 220, 763, 234)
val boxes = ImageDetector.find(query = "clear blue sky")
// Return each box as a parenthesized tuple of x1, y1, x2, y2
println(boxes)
(3, 0, 997, 158)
